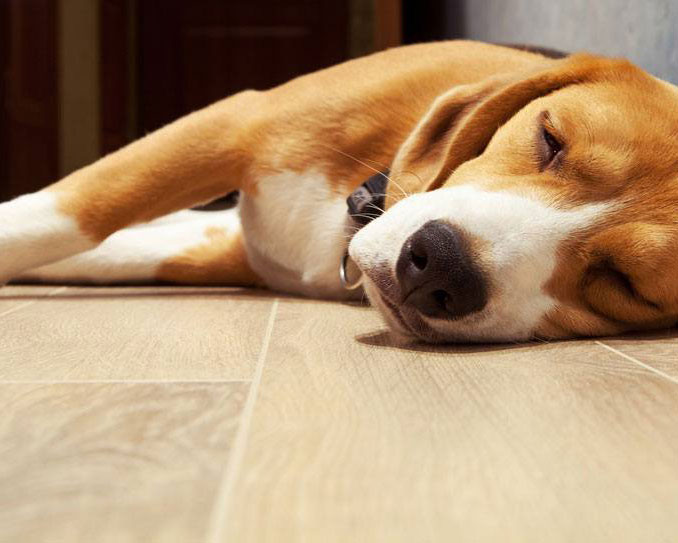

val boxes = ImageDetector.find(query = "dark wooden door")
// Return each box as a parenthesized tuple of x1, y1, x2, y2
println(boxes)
(137, 0, 349, 133)
(0, 0, 58, 201)
(0, 1, 367, 200)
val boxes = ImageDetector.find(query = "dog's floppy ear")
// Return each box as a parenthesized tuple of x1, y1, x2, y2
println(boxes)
(386, 54, 634, 207)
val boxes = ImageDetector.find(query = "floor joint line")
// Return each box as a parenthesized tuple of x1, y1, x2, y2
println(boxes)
(0, 379, 253, 385)
(595, 340, 678, 385)
(0, 286, 69, 319)
(205, 297, 279, 543)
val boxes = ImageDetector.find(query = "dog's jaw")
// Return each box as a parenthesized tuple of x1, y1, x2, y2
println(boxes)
(349, 186, 613, 343)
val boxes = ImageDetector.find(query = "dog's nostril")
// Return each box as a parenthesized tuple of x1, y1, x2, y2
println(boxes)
(395, 220, 488, 320)
(432, 289, 449, 309)
(410, 247, 428, 270)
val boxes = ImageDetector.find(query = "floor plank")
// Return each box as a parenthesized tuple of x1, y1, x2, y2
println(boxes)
(0, 285, 67, 316)
(602, 330, 678, 381)
(0, 287, 274, 381)
(0, 382, 248, 543)
(220, 299, 678, 543)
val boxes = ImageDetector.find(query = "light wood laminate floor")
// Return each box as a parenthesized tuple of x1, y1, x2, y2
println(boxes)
(1, 285, 677, 542)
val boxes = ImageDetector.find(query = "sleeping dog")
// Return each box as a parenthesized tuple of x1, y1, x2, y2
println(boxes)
(2, 41, 678, 343)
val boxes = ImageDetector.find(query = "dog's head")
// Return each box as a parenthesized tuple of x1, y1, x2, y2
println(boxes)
(349, 54, 678, 342)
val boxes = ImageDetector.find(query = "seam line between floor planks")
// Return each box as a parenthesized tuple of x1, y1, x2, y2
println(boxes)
(596, 340, 678, 386)
(205, 297, 280, 543)
(0, 379, 254, 385)
(0, 285, 70, 318)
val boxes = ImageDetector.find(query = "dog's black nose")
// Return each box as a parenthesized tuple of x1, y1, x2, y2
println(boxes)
(395, 220, 487, 319)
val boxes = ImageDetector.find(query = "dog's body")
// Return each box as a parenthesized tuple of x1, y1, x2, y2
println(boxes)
(3, 41, 678, 342)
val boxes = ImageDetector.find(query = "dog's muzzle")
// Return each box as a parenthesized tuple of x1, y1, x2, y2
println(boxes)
(395, 220, 488, 320)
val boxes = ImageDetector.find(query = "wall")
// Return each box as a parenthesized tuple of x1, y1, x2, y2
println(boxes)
(59, 0, 100, 176)
(446, 0, 678, 84)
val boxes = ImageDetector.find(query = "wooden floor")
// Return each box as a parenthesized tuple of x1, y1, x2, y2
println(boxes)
(1, 285, 677, 542)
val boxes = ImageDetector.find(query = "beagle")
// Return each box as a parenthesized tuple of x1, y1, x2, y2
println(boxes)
(2, 41, 678, 343)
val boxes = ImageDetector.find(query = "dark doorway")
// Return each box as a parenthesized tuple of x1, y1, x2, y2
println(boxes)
(136, 0, 350, 135)
(0, 1, 59, 201)
(2, 1, 400, 200)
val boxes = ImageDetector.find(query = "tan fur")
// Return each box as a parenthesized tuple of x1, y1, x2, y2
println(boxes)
(156, 227, 261, 286)
(47, 42, 549, 242)
(49, 90, 264, 241)
(385, 50, 678, 339)
(16, 40, 678, 340)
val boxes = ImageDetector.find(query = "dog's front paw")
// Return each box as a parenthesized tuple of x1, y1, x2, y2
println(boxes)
(0, 192, 96, 282)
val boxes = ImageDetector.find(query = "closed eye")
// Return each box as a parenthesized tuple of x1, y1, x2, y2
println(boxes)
(601, 263, 636, 297)
(542, 127, 562, 160)
(536, 111, 564, 170)
(590, 260, 661, 310)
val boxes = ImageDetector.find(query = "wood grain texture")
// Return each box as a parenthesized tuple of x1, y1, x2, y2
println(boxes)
(2, 289, 677, 541)
(0, 286, 274, 381)
(0, 285, 60, 299)
(220, 299, 678, 543)
(0, 285, 66, 316)
(0, 382, 248, 543)
(602, 330, 678, 380)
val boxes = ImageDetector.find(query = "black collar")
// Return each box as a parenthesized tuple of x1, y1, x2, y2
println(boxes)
(340, 170, 389, 290)
(346, 170, 389, 227)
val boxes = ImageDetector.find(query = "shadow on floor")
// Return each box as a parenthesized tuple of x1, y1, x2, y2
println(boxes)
(354, 329, 545, 354)
(355, 326, 678, 355)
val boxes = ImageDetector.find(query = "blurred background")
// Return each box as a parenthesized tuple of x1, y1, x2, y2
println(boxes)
(1, 0, 677, 202)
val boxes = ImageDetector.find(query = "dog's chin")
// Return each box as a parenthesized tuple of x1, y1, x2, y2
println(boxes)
(362, 279, 444, 344)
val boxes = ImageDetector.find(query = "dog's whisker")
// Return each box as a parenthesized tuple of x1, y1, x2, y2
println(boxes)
(398, 170, 427, 195)
(532, 336, 551, 345)
(358, 156, 393, 171)
(314, 142, 414, 205)
(387, 173, 413, 200)
(349, 212, 385, 221)
(316, 143, 394, 184)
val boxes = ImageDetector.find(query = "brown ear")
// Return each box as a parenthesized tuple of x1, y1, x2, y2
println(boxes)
(386, 54, 635, 207)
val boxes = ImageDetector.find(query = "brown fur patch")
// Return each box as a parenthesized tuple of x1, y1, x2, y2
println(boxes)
(39, 40, 678, 339)
(50, 89, 264, 241)
(48, 42, 551, 241)
(386, 51, 678, 339)
(156, 227, 262, 286)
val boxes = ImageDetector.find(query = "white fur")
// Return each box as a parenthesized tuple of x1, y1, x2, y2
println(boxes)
(349, 186, 613, 342)
(0, 192, 95, 284)
(240, 170, 358, 299)
(19, 209, 241, 284)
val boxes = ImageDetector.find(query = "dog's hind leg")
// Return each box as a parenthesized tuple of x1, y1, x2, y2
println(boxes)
(0, 90, 263, 283)
(16, 208, 261, 286)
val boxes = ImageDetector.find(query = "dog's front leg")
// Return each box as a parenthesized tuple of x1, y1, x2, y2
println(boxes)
(0, 90, 262, 283)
